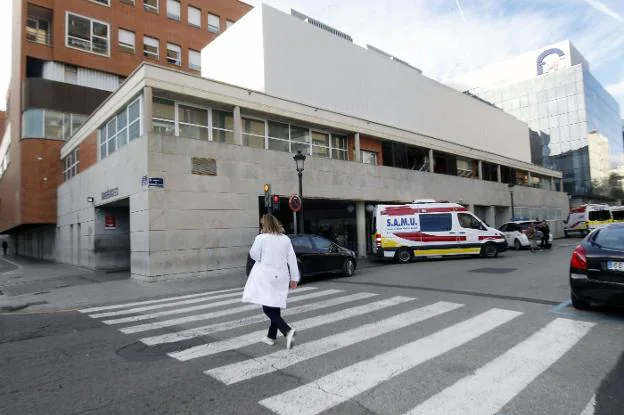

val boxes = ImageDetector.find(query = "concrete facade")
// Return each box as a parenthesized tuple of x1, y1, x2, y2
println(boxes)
(201, 5, 532, 163)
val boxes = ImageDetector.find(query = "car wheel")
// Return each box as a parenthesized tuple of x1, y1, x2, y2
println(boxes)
(395, 248, 413, 264)
(571, 292, 591, 310)
(513, 239, 522, 250)
(342, 258, 356, 277)
(481, 243, 498, 258)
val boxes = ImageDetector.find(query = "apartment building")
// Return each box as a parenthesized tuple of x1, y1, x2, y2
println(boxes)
(0, 0, 251, 258)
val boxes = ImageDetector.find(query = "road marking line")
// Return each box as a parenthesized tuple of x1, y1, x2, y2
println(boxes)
(118, 289, 341, 333)
(79, 287, 245, 313)
(206, 301, 463, 385)
(102, 286, 319, 325)
(168, 296, 416, 362)
(89, 290, 244, 318)
(258, 308, 522, 415)
(405, 318, 595, 415)
(549, 300, 572, 314)
(580, 394, 596, 415)
(141, 292, 378, 345)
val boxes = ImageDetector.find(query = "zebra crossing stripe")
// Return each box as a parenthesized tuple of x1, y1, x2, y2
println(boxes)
(79, 287, 245, 313)
(119, 289, 343, 334)
(206, 301, 463, 385)
(141, 292, 379, 346)
(102, 286, 322, 325)
(404, 318, 595, 415)
(89, 290, 244, 318)
(168, 296, 416, 362)
(258, 308, 522, 415)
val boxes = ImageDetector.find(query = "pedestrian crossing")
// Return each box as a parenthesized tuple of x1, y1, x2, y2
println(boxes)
(81, 285, 599, 414)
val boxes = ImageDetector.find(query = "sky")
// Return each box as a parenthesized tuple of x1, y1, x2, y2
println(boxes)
(1, 0, 623, 117)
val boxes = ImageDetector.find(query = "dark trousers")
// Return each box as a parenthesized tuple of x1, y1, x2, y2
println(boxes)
(541, 234, 550, 248)
(262, 305, 291, 340)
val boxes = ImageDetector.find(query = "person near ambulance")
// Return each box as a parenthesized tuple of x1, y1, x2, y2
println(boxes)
(243, 214, 300, 349)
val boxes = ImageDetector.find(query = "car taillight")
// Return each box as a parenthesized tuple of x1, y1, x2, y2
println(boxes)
(375, 233, 382, 247)
(570, 245, 587, 271)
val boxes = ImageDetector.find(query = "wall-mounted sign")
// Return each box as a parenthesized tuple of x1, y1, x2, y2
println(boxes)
(536, 48, 566, 76)
(105, 215, 117, 230)
(101, 187, 119, 200)
(149, 177, 164, 188)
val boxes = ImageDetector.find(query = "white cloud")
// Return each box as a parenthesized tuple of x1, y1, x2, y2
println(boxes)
(607, 79, 624, 96)
(584, 0, 624, 23)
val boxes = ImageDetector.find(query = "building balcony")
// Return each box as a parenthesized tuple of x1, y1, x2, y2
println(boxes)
(26, 4, 53, 47)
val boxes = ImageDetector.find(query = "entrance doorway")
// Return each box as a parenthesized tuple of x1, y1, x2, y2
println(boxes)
(94, 198, 131, 271)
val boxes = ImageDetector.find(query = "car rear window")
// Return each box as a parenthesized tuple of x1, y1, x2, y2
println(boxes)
(594, 227, 624, 250)
(589, 210, 612, 221)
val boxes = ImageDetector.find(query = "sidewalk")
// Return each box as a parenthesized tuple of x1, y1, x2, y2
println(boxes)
(0, 256, 247, 313)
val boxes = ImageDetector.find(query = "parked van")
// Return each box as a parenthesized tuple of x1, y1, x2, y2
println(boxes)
(564, 204, 612, 237)
(371, 200, 508, 263)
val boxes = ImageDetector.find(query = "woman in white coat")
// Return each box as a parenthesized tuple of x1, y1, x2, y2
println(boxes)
(242, 214, 300, 349)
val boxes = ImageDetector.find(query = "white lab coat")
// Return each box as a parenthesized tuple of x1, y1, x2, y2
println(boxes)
(242, 233, 301, 309)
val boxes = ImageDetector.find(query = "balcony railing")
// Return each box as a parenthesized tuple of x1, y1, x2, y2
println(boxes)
(26, 30, 51, 46)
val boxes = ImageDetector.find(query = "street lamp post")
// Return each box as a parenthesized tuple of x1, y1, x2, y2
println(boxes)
(293, 150, 306, 234)
(508, 182, 515, 220)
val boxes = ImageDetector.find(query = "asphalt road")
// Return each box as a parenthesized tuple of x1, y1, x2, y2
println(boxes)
(1, 239, 623, 415)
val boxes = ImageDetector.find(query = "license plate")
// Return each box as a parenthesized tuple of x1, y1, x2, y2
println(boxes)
(607, 261, 624, 271)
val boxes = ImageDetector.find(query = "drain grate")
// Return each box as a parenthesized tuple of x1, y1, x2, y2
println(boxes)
(469, 267, 517, 274)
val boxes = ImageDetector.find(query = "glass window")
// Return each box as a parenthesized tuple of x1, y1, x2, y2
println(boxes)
(188, 6, 201, 27)
(90, 0, 110, 5)
(62, 148, 80, 182)
(312, 131, 330, 158)
(167, 0, 180, 20)
(153, 97, 174, 135)
(45, 111, 65, 139)
(589, 210, 611, 221)
(98, 96, 142, 160)
(179, 104, 208, 140)
(189, 49, 201, 71)
(144, 0, 158, 12)
(420, 214, 452, 232)
(23, 109, 44, 137)
(593, 227, 624, 250)
(290, 236, 314, 250)
(166, 43, 181, 66)
(310, 235, 332, 250)
(268, 121, 290, 152)
(66, 13, 110, 56)
(290, 125, 309, 154)
(243, 118, 265, 149)
(212, 109, 234, 144)
(26, 17, 50, 45)
(208, 13, 220, 33)
(458, 213, 485, 230)
(143, 36, 159, 59)
(361, 150, 377, 165)
(118, 29, 135, 53)
(71, 114, 87, 136)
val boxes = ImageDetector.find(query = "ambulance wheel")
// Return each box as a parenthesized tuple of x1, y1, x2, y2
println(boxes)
(395, 248, 413, 264)
(481, 243, 498, 258)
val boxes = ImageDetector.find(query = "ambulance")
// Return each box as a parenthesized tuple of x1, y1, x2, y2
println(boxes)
(563, 204, 612, 237)
(610, 206, 624, 224)
(371, 200, 508, 263)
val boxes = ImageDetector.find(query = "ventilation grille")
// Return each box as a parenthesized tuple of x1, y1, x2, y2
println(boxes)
(291, 9, 353, 42)
(191, 157, 217, 176)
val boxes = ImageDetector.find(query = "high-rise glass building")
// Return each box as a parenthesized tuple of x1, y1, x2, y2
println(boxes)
(447, 41, 622, 202)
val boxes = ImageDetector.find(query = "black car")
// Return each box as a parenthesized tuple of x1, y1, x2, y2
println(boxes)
(246, 234, 357, 280)
(569, 223, 624, 310)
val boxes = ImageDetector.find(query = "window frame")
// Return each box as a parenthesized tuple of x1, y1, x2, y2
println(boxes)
(118, 28, 136, 53)
(143, 35, 160, 60)
(166, 42, 182, 66)
(166, 0, 181, 20)
(63, 148, 80, 182)
(176, 101, 210, 140)
(143, 0, 159, 12)
(207, 13, 220, 33)
(361, 149, 378, 165)
(26, 16, 51, 45)
(98, 96, 143, 161)
(188, 49, 201, 71)
(89, 0, 111, 6)
(65, 12, 111, 57)
(188, 5, 201, 28)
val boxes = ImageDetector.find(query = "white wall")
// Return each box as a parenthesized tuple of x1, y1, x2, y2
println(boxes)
(200, 6, 265, 92)
(206, 5, 532, 163)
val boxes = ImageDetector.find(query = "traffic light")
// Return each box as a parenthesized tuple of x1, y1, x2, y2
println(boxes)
(272, 194, 280, 213)
(264, 184, 271, 211)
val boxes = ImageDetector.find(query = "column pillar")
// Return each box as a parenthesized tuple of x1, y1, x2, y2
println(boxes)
(486, 206, 496, 228)
(478, 160, 483, 180)
(142, 86, 153, 135)
(528, 172, 532, 188)
(497, 165, 502, 183)
(429, 149, 434, 173)
(354, 133, 361, 162)
(356, 201, 367, 258)
(550, 177, 555, 191)
(233, 106, 243, 146)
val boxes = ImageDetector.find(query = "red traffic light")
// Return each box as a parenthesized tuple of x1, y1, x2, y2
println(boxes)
(273, 195, 279, 203)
